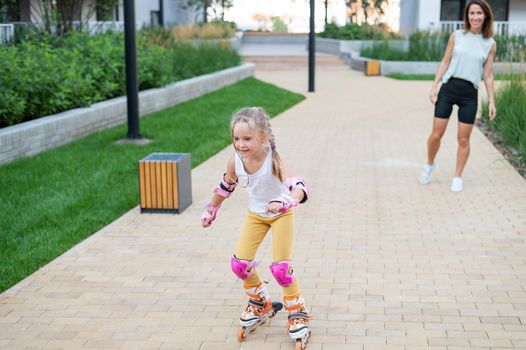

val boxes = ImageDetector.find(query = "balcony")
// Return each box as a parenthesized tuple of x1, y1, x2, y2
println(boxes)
(440, 21, 526, 36)
(0, 21, 126, 45)
(0, 24, 14, 44)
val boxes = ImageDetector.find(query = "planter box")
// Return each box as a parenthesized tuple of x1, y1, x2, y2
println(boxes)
(0, 63, 254, 166)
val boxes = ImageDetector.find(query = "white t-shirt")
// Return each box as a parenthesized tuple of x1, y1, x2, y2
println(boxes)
(235, 149, 289, 218)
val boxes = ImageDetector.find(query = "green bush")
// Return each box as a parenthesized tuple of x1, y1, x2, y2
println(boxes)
(407, 31, 449, 61)
(361, 31, 525, 62)
(318, 22, 400, 40)
(482, 73, 526, 162)
(494, 34, 526, 62)
(361, 31, 448, 61)
(0, 31, 240, 128)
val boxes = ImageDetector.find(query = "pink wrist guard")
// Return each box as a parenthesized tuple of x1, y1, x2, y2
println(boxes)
(200, 204, 220, 226)
(213, 173, 236, 198)
(269, 195, 299, 213)
(284, 177, 309, 203)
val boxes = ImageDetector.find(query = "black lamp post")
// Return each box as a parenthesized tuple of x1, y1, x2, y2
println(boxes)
(308, 0, 315, 92)
(123, 0, 141, 139)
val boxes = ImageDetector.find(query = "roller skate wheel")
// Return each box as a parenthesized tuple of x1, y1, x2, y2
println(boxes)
(237, 328, 246, 342)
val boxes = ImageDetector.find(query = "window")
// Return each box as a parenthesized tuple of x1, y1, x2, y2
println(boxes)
(150, 10, 160, 26)
(440, 0, 508, 21)
(486, 0, 508, 21)
(441, 0, 465, 21)
(0, 0, 20, 22)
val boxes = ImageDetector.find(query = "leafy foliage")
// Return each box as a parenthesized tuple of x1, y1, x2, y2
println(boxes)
(318, 22, 400, 40)
(345, 0, 389, 24)
(482, 73, 526, 164)
(0, 30, 240, 127)
(361, 31, 526, 62)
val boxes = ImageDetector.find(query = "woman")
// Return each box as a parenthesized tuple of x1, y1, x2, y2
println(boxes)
(419, 0, 497, 192)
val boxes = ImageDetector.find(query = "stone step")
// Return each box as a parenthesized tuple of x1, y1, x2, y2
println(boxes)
(242, 55, 347, 70)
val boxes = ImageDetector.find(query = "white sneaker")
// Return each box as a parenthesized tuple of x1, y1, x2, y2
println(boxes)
(419, 164, 434, 184)
(451, 177, 463, 192)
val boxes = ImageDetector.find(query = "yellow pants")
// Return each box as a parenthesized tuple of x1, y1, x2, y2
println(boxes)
(235, 209, 300, 297)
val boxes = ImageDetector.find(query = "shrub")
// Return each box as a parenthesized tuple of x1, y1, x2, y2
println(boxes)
(0, 30, 240, 127)
(482, 72, 526, 162)
(318, 22, 400, 40)
(361, 31, 525, 62)
(170, 22, 235, 41)
(494, 34, 526, 62)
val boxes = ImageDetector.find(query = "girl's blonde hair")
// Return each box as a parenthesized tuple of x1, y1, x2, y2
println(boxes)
(230, 107, 283, 181)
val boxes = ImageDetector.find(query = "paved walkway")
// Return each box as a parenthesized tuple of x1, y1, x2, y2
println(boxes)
(1, 53, 526, 350)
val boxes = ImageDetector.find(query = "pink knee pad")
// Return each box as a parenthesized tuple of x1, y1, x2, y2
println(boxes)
(270, 260, 295, 287)
(231, 256, 256, 280)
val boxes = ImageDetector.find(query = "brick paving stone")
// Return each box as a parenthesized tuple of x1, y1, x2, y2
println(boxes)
(1, 53, 526, 350)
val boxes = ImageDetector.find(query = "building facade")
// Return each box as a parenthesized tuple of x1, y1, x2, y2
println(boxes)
(399, 0, 526, 35)
(0, 0, 199, 29)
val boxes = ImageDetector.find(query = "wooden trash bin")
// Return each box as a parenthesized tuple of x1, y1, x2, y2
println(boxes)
(365, 60, 381, 76)
(139, 153, 192, 213)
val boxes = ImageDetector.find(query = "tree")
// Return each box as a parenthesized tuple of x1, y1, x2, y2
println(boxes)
(345, 0, 388, 24)
(188, 0, 233, 23)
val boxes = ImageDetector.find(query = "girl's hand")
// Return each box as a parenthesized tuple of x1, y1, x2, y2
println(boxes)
(429, 86, 439, 104)
(267, 201, 283, 214)
(200, 204, 220, 228)
(267, 196, 299, 214)
(488, 102, 497, 121)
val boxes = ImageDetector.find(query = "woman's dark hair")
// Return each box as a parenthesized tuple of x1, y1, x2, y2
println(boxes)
(464, 0, 494, 38)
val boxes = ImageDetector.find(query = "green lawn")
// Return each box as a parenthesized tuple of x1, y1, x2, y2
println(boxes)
(0, 77, 305, 293)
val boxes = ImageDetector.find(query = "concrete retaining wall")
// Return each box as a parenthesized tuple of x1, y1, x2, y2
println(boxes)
(380, 61, 440, 75)
(0, 63, 255, 166)
(380, 61, 524, 75)
(317, 38, 524, 76)
(316, 38, 409, 55)
(242, 33, 308, 44)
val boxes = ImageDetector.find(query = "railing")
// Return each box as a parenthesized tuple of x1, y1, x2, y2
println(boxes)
(71, 21, 125, 34)
(0, 24, 14, 45)
(0, 21, 126, 44)
(440, 21, 526, 35)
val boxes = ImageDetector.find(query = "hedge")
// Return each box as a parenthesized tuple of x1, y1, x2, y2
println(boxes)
(0, 30, 241, 127)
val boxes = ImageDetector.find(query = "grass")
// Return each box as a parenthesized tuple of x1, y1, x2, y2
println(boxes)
(386, 73, 435, 80)
(386, 73, 523, 81)
(0, 77, 305, 293)
(480, 73, 526, 171)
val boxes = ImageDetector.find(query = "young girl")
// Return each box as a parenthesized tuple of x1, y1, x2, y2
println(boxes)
(420, 0, 497, 192)
(200, 107, 311, 348)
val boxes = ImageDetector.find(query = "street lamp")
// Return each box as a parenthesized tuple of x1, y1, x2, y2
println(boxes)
(123, 0, 141, 139)
(308, 0, 315, 92)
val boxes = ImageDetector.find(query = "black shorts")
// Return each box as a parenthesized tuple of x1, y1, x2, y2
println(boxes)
(434, 77, 478, 124)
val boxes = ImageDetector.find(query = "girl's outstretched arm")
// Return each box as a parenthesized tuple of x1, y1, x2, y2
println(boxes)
(201, 157, 238, 228)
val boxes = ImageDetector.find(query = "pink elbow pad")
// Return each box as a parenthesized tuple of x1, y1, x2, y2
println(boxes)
(213, 173, 237, 198)
(284, 177, 309, 203)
